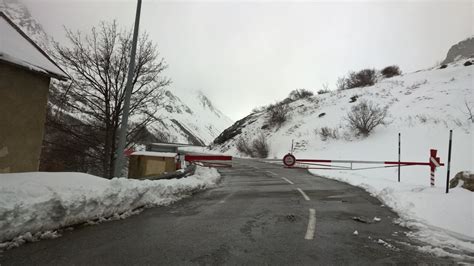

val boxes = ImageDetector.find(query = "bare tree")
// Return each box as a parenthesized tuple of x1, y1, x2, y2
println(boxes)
(52, 21, 171, 178)
(235, 134, 269, 158)
(465, 100, 474, 122)
(267, 103, 289, 127)
(346, 100, 388, 136)
(252, 134, 269, 158)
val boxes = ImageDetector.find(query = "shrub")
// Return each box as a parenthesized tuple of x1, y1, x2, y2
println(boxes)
(346, 100, 388, 136)
(251, 106, 266, 113)
(337, 69, 377, 90)
(319, 127, 338, 141)
(288, 89, 314, 100)
(252, 134, 269, 158)
(346, 69, 377, 89)
(381, 65, 402, 78)
(267, 103, 289, 127)
(236, 137, 253, 156)
(235, 134, 269, 158)
(317, 89, 330, 95)
(336, 77, 348, 91)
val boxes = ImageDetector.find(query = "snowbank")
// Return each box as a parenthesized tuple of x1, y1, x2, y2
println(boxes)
(0, 166, 220, 246)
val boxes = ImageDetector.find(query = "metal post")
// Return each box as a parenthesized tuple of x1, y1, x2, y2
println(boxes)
(113, 0, 142, 177)
(398, 133, 401, 182)
(446, 130, 453, 193)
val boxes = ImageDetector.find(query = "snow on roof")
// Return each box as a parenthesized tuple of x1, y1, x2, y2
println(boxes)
(149, 142, 194, 147)
(0, 12, 67, 80)
(131, 151, 178, 157)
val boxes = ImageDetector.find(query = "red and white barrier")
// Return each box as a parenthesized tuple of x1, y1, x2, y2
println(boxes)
(283, 149, 444, 186)
(184, 154, 233, 168)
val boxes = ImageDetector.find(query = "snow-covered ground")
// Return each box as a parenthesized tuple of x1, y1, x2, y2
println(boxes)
(213, 60, 473, 258)
(0, 166, 220, 249)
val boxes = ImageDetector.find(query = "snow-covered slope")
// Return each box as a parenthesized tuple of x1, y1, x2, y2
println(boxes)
(1, 0, 233, 145)
(213, 61, 472, 158)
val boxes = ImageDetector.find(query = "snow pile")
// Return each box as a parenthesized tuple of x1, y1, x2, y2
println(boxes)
(0, 166, 220, 245)
(212, 60, 473, 258)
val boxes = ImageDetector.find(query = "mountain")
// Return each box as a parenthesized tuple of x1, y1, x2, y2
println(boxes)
(152, 89, 233, 145)
(0, 0, 49, 49)
(442, 36, 474, 65)
(1, 0, 232, 146)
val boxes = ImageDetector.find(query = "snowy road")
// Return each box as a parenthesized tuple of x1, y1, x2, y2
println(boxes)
(0, 159, 454, 264)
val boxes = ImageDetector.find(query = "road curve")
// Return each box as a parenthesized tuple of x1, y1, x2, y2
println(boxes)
(0, 158, 453, 265)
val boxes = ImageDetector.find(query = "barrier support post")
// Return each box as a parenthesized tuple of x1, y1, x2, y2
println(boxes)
(430, 149, 437, 187)
(446, 130, 453, 194)
(398, 133, 401, 182)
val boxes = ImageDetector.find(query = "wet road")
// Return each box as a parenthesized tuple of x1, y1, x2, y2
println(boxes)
(0, 158, 453, 265)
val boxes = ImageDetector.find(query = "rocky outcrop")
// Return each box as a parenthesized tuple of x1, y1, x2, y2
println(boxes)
(442, 37, 474, 65)
(449, 171, 474, 192)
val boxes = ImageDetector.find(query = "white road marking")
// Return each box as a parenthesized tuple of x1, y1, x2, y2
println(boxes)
(218, 192, 235, 204)
(281, 177, 294, 185)
(297, 188, 310, 201)
(305, 208, 316, 240)
(265, 171, 278, 176)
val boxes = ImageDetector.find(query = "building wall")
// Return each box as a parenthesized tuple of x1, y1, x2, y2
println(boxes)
(0, 62, 50, 173)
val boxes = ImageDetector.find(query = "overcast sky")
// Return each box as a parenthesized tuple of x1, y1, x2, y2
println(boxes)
(23, 0, 473, 121)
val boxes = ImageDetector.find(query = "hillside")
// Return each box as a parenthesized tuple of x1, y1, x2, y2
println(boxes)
(212, 60, 472, 158)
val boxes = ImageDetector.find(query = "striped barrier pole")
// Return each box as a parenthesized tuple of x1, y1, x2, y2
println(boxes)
(429, 149, 441, 187)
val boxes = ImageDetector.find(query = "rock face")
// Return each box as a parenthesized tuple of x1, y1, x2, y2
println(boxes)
(449, 171, 474, 192)
(441, 37, 474, 65)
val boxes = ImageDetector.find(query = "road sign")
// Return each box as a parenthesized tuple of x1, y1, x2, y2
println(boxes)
(283, 153, 296, 167)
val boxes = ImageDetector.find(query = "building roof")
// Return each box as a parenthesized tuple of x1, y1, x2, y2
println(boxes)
(131, 151, 178, 158)
(149, 142, 203, 148)
(0, 12, 68, 80)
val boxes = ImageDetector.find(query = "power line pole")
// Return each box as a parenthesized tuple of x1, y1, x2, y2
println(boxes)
(113, 0, 142, 177)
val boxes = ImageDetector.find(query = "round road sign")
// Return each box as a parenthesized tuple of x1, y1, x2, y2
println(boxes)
(283, 153, 296, 167)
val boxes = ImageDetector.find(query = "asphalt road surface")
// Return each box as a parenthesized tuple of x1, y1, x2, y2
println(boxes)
(0, 158, 454, 265)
